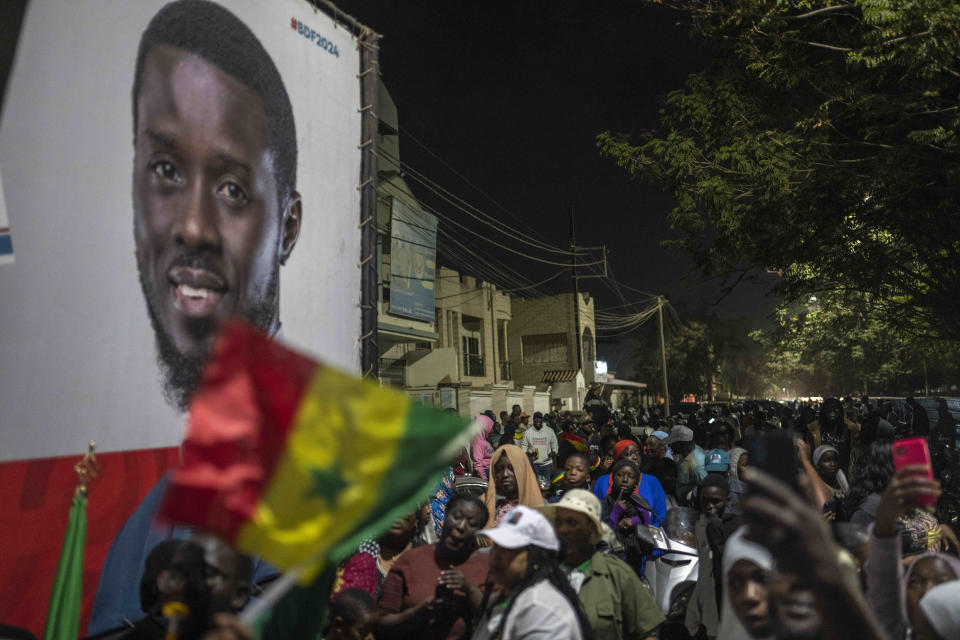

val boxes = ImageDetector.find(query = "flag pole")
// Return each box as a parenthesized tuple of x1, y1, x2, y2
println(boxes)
(239, 553, 320, 624)
(43, 442, 97, 640)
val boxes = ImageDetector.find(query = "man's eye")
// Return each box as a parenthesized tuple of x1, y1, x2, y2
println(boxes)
(217, 181, 249, 204)
(151, 160, 181, 183)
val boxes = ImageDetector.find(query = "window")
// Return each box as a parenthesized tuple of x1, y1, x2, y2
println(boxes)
(462, 336, 484, 376)
(521, 333, 568, 364)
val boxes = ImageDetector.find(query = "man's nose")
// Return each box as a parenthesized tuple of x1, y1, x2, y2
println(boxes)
(744, 581, 765, 605)
(174, 179, 221, 251)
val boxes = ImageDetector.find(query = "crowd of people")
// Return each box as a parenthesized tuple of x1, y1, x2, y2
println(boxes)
(84, 394, 960, 640)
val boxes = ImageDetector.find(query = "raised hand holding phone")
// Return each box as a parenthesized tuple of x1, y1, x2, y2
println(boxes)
(891, 437, 936, 507)
(874, 464, 941, 538)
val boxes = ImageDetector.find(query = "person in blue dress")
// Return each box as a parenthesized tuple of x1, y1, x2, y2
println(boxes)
(591, 438, 667, 527)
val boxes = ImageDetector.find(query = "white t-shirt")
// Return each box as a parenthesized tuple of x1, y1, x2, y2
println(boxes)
(520, 427, 558, 464)
(473, 579, 583, 640)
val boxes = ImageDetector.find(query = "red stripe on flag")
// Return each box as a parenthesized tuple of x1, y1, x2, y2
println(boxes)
(158, 321, 318, 542)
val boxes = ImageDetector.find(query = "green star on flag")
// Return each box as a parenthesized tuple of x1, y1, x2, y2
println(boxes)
(307, 465, 348, 505)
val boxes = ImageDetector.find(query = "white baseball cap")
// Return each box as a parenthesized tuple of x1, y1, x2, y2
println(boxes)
(478, 505, 560, 551)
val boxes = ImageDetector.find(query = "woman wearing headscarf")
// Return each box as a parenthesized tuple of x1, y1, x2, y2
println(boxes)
(471, 414, 495, 481)
(716, 527, 774, 640)
(813, 444, 849, 499)
(483, 445, 543, 529)
(592, 439, 667, 527)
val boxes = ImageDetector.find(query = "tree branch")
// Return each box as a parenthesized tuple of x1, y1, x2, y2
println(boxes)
(785, 4, 855, 21)
(783, 37, 853, 52)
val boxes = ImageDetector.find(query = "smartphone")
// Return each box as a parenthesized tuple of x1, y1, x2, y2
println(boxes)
(892, 437, 935, 506)
(434, 582, 452, 606)
(746, 430, 799, 492)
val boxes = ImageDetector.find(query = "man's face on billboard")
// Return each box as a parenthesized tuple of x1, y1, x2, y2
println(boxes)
(134, 45, 298, 408)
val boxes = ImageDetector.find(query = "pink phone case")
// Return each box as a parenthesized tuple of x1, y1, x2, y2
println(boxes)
(892, 437, 935, 506)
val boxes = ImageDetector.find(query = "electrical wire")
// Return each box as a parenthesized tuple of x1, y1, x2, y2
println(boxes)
(395, 123, 558, 244)
(377, 147, 596, 261)
(380, 174, 603, 269)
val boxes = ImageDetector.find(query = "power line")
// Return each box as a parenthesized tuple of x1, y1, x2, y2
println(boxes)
(395, 123, 549, 241)
(378, 147, 595, 259)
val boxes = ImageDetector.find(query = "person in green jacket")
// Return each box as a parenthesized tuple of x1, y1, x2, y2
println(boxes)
(539, 490, 664, 640)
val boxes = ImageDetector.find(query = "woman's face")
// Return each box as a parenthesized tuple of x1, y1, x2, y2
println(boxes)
(494, 455, 518, 498)
(818, 450, 839, 477)
(621, 444, 642, 466)
(489, 545, 529, 592)
(440, 500, 485, 554)
(906, 556, 958, 625)
(613, 465, 639, 493)
(564, 456, 590, 488)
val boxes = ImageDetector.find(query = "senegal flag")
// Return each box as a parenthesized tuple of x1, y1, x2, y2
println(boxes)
(158, 321, 477, 581)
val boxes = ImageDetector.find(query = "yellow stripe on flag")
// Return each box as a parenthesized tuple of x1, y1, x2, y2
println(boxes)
(236, 366, 411, 581)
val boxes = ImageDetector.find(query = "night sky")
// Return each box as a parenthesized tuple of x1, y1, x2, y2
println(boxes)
(336, 0, 777, 370)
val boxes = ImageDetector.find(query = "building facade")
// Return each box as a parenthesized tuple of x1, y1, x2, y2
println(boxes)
(507, 292, 597, 411)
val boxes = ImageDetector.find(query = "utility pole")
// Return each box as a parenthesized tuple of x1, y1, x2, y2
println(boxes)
(489, 284, 497, 384)
(658, 296, 670, 417)
(570, 206, 583, 372)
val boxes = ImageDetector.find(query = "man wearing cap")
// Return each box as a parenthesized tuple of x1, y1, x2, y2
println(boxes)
(540, 490, 664, 640)
(474, 505, 587, 640)
(666, 425, 706, 503)
(520, 411, 559, 486)
(703, 448, 730, 475)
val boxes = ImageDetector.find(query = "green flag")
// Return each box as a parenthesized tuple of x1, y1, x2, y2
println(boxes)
(43, 493, 87, 640)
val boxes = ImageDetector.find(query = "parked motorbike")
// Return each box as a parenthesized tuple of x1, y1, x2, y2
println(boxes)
(638, 507, 700, 620)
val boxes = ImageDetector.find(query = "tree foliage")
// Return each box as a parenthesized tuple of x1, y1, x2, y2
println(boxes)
(632, 312, 772, 399)
(600, 0, 960, 341)
(756, 289, 960, 395)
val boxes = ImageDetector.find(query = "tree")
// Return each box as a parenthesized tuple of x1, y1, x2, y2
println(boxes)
(632, 310, 770, 399)
(600, 0, 960, 341)
(754, 288, 960, 395)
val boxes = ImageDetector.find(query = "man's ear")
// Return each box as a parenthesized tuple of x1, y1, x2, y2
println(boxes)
(280, 191, 302, 266)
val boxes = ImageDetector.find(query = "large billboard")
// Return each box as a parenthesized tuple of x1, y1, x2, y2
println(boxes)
(389, 197, 437, 322)
(0, 0, 365, 632)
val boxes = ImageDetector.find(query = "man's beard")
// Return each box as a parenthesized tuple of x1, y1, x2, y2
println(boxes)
(137, 251, 279, 411)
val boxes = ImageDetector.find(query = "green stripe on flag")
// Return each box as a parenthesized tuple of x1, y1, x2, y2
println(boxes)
(44, 494, 87, 640)
(329, 402, 476, 564)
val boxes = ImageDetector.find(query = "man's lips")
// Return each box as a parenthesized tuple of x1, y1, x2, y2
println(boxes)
(167, 266, 227, 319)
(445, 535, 470, 548)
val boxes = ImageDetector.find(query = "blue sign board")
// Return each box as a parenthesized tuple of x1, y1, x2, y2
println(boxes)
(390, 198, 437, 322)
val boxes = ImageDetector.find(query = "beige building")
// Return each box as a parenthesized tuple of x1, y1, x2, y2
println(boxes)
(373, 80, 585, 416)
(378, 262, 551, 416)
(507, 292, 597, 411)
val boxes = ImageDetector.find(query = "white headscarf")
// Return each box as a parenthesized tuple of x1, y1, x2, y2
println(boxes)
(717, 527, 774, 640)
(812, 444, 850, 494)
(919, 580, 960, 639)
